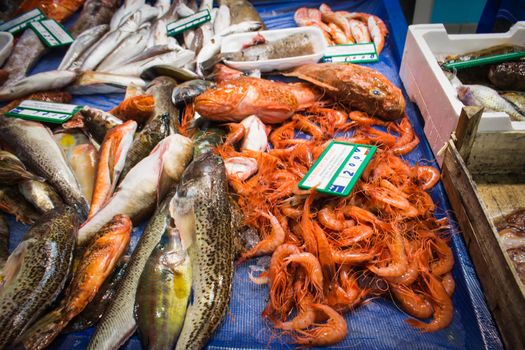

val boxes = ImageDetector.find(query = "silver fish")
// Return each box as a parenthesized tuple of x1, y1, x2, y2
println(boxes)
(0, 70, 77, 101)
(458, 84, 525, 121)
(67, 71, 147, 95)
(110, 0, 146, 30)
(110, 49, 195, 77)
(0, 116, 88, 217)
(502, 91, 525, 115)
(154, 0, 171, 18)
(146, 19, 169, 48)
(214, 4, 231, 35)
(19, 180, 64, 214)
(119, 42, 180, 66)
(59, 25, 109, 71)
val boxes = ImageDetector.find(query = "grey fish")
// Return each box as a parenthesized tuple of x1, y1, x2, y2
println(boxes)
(63, 106, 123, 144)
(173, 153, 234, 350)
(0, 206, 77, 349)
(0, 213, 8, 268)
(0, 150, 42, 185)
(19, 180, 64, 214)
(109, 49, 195, 77)
(59, 25, 110, 71)
(214, 4, 231, 34)
(119, 113, 170, 181)
(224, 33, 315, 61)
(70, 0, 119, 37)
(0, 116, 89, 217)
(110, 0, 146, 30)
(220, 0, 265, 27)
(502, 91, 525, 115)
(172, 79, 214, 106)
(146, 76, 179, 133)
(87, 192, 176, 350)
(458, 84, 525, 121)
(0, 185, 39, 224)
(135, 218, 191, 350)
(0, 70, 78, 101)
(140, 65, 199, 82)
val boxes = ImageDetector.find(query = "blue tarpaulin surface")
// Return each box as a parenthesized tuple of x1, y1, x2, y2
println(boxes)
(5, 0, 504, 349)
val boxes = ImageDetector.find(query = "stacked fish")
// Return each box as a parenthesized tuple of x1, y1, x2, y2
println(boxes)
(0, 0, 265, 101)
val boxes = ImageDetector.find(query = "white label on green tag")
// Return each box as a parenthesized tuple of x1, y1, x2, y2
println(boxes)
(0, 9, 45, 34)
(6, 100, 83, 124)
(323, 42, 378, 63)
(298, 141, 376, 197)
(29, 19, 74, 47)
(166, 10, 211, 36)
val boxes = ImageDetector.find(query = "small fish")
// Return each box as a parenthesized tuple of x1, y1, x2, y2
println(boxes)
(87, 192, 177, 350)
(59, 25, 110, 71)
(69, 0, 119, 37)
(135, 224, 191, 350)
(110, 49, 195, 77)
(146, 76, 180, 133)
(67, 71, 148, 95)
(15, 215, 131, 350)
(172, 153, 234, 350)
(69, 144, 98, 205)
(0, 150, 42, 185)
(172, 79, 215, 106)
(89, 120, 137, 218)
(502, 91, 525, 115)
(110, 0, 146, 30)
(19, 180, 63, 214)
(119, 113, 170, 181)
(220, 0, 265, 27)
(0, 206, 77, 349)
(0, 186, 39, 224)
(458, 85, 525, 121)
(0, 70, 77, 101)
(64, 106, 123, 144)
(0, 116, 88, 217)
(78, 134, 193, 246)
(0, 214, 9, 268)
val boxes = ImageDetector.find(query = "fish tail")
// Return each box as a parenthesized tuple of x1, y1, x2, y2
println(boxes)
(15, 307, 69, 350)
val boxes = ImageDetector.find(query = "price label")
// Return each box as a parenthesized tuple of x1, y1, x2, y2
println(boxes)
(0, 9, 45, 34)
(299, 141, 376, 197)
(29, 19, 74, 47)
(166, 10, 211, 36)
(6, 100, 83, 124)
(323, 42, 379, 64)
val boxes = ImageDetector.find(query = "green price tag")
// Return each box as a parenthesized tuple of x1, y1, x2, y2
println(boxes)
(323, 42, 379, 64)
(0, 9, 45, 34)
(298, 141, 376, 197)
(166, 10, 211, 36)
(29, 19, 74, 48)
(6, 100, 83, 124)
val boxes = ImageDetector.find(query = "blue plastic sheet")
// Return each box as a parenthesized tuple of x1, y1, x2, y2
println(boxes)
(5, 0, 503, 349)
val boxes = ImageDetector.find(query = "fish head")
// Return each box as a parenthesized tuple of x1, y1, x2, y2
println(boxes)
(194, 79, 250, 118)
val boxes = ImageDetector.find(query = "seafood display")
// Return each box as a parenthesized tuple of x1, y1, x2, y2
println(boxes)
(496, 209, 525, 284)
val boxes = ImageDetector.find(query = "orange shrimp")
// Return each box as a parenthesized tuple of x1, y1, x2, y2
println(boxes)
(390, 284, 434, 319)
(385, 242, 419, 285)
(337, 225, 375, 246)
(318, 207, 345, 231)
(392, 135, 420, 155)
(313, 222, 336, 284)
(275, 280, 316, 331)
(414, 165, 440, 190)
(406, 272, 454, 332)
(285, 252, 324, 297)
(348, 111, 386, 127)
(326, 266, 363, 312)
(342, 205, 389, 231)
(301, 190, 319, 255)
(307, 106, 348, 129)
(368, 232, 408, 277)
(441, 272, 455, 296)
(360, 127, 397, 147)
(280, 204, 302, 220)
(331, 248, 376, 265)
(293, 304, 348, 346)
(240, 211, 286, 261)
(224, 123, 246, 146)
(430, 238, 454, 276)
(390, 117, 415, 148)
(292, 114, 324, 139)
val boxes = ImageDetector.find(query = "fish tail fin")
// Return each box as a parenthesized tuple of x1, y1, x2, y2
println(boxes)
(15, 306, 69, 350)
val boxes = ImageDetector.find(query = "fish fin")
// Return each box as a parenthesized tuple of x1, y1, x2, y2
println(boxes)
(282, 71, 338, 91)
(2, 239, 32, 286)
(14, 306, 67, 350)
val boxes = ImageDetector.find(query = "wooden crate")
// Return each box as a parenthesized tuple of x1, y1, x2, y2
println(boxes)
(441, 107, 525, 349)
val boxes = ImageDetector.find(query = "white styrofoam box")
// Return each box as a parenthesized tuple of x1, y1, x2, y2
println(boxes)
(399, 22, 525, 164)
(0, 32, 13, 67)
(221, 27, 327, 72)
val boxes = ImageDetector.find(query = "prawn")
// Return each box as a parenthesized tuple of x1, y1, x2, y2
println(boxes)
(240, 211, 286, 261)
(285, 252, 324, 297)
(441, 272, 455, 296)
(337, 225, 375, 246)
(414, 165, 440, 190)
(293, 304, 348, 346)
(368, 232, 408, 277)
(276, 279, 316, 331)
(430, 238, 454, 276)
(301, 190, 319, 255)
(390, 284, 434, 319)
(292, 114, 324, 139)
(318, 207, 345, 231)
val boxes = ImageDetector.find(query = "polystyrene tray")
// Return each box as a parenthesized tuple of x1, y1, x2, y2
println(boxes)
(399, 22, 525, 164)
(221, 27, 327, 72)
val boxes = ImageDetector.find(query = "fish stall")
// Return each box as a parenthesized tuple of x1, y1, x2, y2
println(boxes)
(0, 0, 508, 349)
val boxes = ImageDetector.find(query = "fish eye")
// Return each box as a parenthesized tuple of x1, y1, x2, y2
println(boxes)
(372, 90, 381, 96)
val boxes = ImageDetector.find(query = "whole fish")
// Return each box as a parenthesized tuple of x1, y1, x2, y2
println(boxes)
(70, 0, 119, 37)
(70, 144, 98, 205)
(146, 76, 179, 133)
(173, 153, 234, 350)
(0, 70, 77, 101)
(15, 215, 131, 350)
(0, 150, 42, 185)
(89, 120, 137, 218)
(458, 84, 525, 121)
(19, 180, 63, 214)
(0, 214, 8, 269)
(110, 0, 146, 30)
(87, 192, 176, 350)
(0, 116, 89, 217)
(0, 206, 77, 349)
(0, 185, 39, 224)
(119, 42, 180, 67)
(502, 91, 525, 115)
(172, 79, 214, 106)
(135, 219, 191, 350)
(214, 4, 231, 35)
(59, 25, 110, 71)
(220, 0, 265, 27)
(119, 113, 170, 181)
(0, 0, 24, 22)
(67, 71, 148, 95)
(63, 106, 123, 144)
(78, 134, 193, 246)
(96, 24, 152, 72)
(110, 49, 195, 77)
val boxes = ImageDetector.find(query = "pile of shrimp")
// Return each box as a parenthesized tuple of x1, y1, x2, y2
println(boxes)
(215, 105, 455, 347)
(295, 4, 388, 54)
